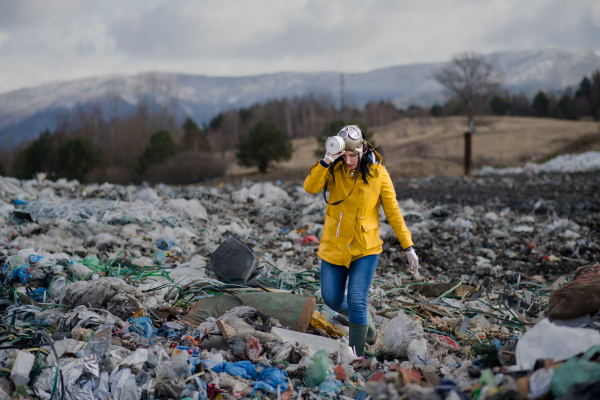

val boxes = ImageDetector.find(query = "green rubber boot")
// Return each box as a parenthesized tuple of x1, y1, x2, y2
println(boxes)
(342, 309, 376, 345)
(348, 322, 369, 357)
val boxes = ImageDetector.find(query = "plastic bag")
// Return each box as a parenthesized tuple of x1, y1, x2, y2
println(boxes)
(246, 336, 262, 362)
(127, 317, 157, 338)
(407, 338, 439, 367)
(87, 320, 114, 358)
(11, 351, 35, 387)
(69, 261, 93, 280)
(83, 254, 100, 266)
(12, 265, 29, 283)
(551, 346, 600, 398)
(227, 337, 247, 356)
(516, 319, 600, 369)
(318, 377, 343, 396)
(48, 276, 67, 297)
(381, 310, 424, 357)
(528, 368, 554, 399)
(305, 349, 331, 388)
(7, 255, 25, 270)
(252, 367, 289, 394)
(213, 361, 258, 379)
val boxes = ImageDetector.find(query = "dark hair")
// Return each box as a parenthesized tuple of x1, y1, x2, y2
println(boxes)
(329, 140, 381, 184)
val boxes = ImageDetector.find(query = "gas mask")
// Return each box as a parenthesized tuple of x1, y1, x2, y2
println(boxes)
(325, 125, 365, 155)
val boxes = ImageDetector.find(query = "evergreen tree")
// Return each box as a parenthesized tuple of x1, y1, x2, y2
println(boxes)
(591, 70, 600, 120)
(182, 117, 212, 153)
(557, 94, 578, 120)
(489, 96, 508, 115)
(236, 121, 293, 173)
(138, 130, 182, 173)
(12, 129, 57, 179)
(575, 77, 592, 99)
(58, 137, 103, 181)
(430, 104, 443, 117)
(549, 105, 564, 119)
(209, 113, 224, 130)
(532, 92, 550, 117)
(0, 158, 5, 176)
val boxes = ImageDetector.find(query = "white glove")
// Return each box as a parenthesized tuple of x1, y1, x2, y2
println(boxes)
(406, 247, 419, 274)
(323, 151, 343, 165)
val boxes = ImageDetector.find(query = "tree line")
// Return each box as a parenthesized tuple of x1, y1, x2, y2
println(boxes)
(204, 94, 401, 155)
(431, 68, 600, 122)
(0, 99, 220, 184)
(0, 93, 401, 181)
(1, 64, 598, 182)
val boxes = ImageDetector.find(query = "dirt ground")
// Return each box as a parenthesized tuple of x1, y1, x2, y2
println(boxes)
(225, 116, 600, 182)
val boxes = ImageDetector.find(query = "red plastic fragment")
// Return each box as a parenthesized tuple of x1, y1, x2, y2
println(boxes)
(302, 235, 320, 244)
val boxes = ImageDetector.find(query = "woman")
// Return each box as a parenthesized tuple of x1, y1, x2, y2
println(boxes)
(304, 125, 419, 356)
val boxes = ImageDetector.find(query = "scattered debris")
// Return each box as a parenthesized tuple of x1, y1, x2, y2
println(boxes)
(0, 168, 599, 399)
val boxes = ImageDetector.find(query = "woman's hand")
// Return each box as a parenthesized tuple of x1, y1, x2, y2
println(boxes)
(323, 151, 343, 165)
(405, 246, 419, 274)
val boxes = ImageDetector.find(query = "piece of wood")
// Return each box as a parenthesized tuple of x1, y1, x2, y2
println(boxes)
(216, 320, 238, 340)
(417, 365, 440, 386)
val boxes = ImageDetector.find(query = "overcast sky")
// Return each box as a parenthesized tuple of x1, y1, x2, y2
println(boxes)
(0, 0, 599, 94)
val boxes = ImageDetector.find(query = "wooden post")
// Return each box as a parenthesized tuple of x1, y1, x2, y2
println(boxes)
(464, 131, 472, 178)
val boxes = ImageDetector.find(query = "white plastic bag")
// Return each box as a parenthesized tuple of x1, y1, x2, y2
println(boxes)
(381, 310, 424, 357)
(516, 319, 600, 369)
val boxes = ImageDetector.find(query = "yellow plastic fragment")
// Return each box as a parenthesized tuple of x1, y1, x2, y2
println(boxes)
(310, 310, 347, 338)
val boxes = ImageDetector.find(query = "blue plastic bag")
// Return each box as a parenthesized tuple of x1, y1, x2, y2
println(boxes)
(30, 287, 48, 302)
(200, 358, 223, 370)
(12, 264, 30, 283)
(212, 361, 258, 379)
(127, 317, 157, 338)
(251, 367, 289, 394)
(318, 377, 343, 396)
(224, 361, 258, 379)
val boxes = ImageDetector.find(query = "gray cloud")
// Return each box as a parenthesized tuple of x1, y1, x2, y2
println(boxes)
(0, 0, 598, 93)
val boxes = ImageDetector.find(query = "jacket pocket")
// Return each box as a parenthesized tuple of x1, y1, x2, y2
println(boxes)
(321, 214, 339, 245)
(361, 219, 383, 249)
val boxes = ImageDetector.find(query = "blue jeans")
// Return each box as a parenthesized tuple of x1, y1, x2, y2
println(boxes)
(320, 255, 379, 325)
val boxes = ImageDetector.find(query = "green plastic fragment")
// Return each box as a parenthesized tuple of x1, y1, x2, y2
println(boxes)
(305, 350, 331, 388)
(83, 254, 100, 265)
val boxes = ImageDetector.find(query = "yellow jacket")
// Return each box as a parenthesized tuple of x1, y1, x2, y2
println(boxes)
(303, 152, 413, 267)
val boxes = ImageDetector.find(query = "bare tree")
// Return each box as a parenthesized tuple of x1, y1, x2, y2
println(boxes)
(434, 52, 502, 132)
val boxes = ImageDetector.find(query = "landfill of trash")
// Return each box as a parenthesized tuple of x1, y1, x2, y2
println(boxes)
(0, 157, 599, 400)
(479, 151, 600, 175)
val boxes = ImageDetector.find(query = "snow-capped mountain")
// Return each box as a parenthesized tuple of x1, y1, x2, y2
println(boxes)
(1, 47, 599, 149)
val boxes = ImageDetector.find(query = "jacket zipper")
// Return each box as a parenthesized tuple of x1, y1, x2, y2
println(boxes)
(336, 212, 343, 237)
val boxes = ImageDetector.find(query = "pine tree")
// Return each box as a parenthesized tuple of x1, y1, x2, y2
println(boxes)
(236, 121, 293, 173)
(138, 130, 182, 173)
(557, 94, 578, 120)
(182, 118, 212, 153)
(532, 92, 550, 117)
(58, 137, 103, 181)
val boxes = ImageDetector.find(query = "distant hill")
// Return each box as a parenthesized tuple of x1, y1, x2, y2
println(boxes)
(1, 46, 599, 150)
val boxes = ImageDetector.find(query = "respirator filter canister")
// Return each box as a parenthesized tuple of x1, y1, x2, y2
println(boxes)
(324, 125, 363, 154)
